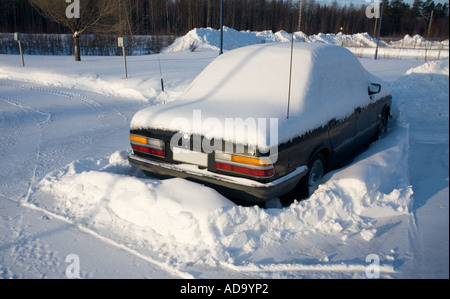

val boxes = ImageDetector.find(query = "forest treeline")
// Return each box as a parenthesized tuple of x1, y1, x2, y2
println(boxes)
(1, 0, 448, 39)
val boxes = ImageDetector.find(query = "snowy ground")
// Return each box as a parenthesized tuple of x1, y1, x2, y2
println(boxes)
(0, 44, 448, 279)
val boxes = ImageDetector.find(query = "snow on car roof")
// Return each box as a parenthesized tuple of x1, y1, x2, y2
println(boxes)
(131, 43, 378, 149)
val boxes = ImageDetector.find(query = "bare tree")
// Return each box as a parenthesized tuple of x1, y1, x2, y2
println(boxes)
(28, 0, 119, 61)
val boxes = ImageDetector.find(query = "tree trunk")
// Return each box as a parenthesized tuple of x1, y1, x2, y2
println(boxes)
(73, 32, 81, 61)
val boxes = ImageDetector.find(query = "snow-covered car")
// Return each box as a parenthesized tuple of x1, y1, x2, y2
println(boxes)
(128, 43, 392, 203)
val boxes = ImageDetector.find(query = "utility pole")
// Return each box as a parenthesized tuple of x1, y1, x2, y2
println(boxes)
(298, 0, 303, 32)
(288, 1, 302, 119)
(374, 0, 384, 60)
(427, 9, 434, 38)
(219, 0, 224, 55)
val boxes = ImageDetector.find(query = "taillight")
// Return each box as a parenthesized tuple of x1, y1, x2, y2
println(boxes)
(215, 153, 274, 178)
(130, 134, 165, 158)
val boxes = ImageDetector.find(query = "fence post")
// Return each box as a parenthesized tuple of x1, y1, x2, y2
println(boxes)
(118, 37, 128, 79)
(438, 43, 443, 60)
(14, 33, 25, 67)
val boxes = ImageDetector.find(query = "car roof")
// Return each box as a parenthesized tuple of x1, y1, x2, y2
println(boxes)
(182, 42, 358, 103)
(131, 43, 375, 148)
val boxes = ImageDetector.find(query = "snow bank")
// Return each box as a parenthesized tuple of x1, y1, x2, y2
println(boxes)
(393, 58, 449, 146)
(164, 27, 382, 52)
(390, 34, 429, 48)
(164, 28, 449, 62)
(166, 27, 265, 52)
(405, 57, 449, 75)
(34, 117, 412, 270)
(35, 103, 412, 270)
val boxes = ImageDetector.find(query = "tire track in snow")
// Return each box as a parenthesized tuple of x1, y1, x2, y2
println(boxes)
(21, 201, 194, 279)
(1, 193, 189, 278)
(0, 80, 126, 150)
(0, 80, 128, 181)
(0, 96, 51, 203)
(1, 81, 186, 278)
(12, 82, 113, 149)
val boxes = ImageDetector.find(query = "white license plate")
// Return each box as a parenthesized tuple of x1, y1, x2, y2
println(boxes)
(173, 147, 208, 167)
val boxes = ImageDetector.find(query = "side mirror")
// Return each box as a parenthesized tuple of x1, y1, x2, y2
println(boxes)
(369, 83, 381, 95)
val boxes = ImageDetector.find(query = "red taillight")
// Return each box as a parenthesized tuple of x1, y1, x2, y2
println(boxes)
(215, 152, 274, 178)
(130, 134, 165, 157)
(215, 162, 274, 178)
(131, 143, 165, 157)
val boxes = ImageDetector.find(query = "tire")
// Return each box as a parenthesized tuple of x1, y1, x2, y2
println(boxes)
(297, 153, 326, 199)
(376, 111, 389, 140)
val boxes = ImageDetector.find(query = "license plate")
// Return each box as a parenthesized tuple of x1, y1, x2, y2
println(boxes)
(173, 147, 208, 167)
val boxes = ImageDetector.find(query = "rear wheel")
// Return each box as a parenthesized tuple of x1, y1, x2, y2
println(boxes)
(376, 111, 389, 140)
(298, 153, 326, 199)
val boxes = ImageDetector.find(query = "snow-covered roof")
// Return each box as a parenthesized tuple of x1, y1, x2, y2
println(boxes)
(131, 43, 386, 149)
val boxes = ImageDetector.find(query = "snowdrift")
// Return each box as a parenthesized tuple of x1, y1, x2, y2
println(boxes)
(164, 27, 382, 52)
(164, 27, 448, 53)
(35, 121, 411, 273)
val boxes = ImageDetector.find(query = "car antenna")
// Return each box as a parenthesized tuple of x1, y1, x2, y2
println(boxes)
(287, 30, 294, 120)
(157, 51, 166, 104)
(287, 0, 302, 120)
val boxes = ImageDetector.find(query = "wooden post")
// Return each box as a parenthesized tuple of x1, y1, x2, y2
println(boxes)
(118, 37, 128, 79)
(14, 33, 25, 67)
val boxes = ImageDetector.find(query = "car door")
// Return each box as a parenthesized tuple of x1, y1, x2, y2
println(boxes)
(327, 114, 356, 159)
(355, 103, 378, 146)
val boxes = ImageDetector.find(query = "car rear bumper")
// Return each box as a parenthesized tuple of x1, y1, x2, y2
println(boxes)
(128, 154, 308, 203)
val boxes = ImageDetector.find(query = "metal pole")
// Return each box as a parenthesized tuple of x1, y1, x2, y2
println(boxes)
(287, 3, 298, 120)
(219, 0, 224, 55)
(123, 46, 128, 79)
(18, 41, 25, 67)
(298, 0, 303, 32)
(287, 34, 294, 120)
(374, 0, 384, 60)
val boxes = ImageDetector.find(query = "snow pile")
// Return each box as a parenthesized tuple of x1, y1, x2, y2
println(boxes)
(405, 57, 449, 75)
(390, 34, 427, 48)
(34, 110, 412, 271)
(164, 28, 448, 61)
(394, 58, 449, 144)
(166, 27, 266, 52)
(308, 32, 379, 47)
(165, 27, 387, 53)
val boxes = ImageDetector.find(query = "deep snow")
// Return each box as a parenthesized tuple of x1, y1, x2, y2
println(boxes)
(0, 30, 448, 279)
